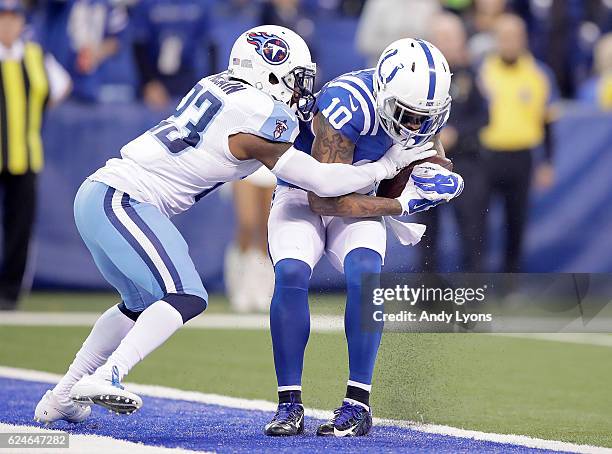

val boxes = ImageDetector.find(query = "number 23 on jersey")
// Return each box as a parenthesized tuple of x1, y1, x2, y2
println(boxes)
(150, 84, 224, 154)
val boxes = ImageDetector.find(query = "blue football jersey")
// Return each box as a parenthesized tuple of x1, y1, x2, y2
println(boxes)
(280, 69, 393, 188)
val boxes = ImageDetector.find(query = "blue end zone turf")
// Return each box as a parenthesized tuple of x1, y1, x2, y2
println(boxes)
(0, 377, 562, 453)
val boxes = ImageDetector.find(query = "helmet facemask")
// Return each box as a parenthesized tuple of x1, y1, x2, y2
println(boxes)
(377, 95, 451, 147)
(280, 66, 316, 122)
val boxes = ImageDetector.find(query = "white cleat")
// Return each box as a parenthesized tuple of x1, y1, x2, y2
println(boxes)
(34, 390, 91, 424)
(70, 366, 142, 415)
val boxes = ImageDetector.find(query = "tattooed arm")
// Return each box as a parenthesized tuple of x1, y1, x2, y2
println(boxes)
(305, 112, 402, 216)
(310, 112, 356, 165)
(307, 133, 446, 217)
(308, 192, 403, 217)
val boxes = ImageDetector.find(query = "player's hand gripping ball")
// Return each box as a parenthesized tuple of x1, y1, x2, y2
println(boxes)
(377, 153, 453, 198)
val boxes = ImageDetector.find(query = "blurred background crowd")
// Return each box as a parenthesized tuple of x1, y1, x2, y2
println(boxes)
(1, 0, 612, 310)
(16, 0, 612, 106)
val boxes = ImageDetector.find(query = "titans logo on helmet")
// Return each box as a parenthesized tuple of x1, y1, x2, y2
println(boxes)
(246, 32, 290, 66)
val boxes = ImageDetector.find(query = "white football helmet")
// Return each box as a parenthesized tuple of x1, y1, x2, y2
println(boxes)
(228, 25, 316, 120)
(373, 38, 452, 147)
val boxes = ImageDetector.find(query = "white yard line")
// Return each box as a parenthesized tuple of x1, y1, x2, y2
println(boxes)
(0, 422, 206, 454)
(490, 333, 612, 347)
(0, 366, 609, 454)
(4, 313, 612, 348)
(0, 312, 344, 332)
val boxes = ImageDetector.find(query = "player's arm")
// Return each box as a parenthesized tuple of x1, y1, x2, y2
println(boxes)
(309, 112, 355, 165)
(304, 112, 402, 216)
(229, 133, 402, 198)
(307, 133, 447, 217)
(308, 192, 403, 217)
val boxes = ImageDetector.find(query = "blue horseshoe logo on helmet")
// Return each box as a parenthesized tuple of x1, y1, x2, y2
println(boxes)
(377, 49, 405, 85)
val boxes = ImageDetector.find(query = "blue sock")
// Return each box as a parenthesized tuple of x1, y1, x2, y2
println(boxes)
(344, 248, 383, 391)
(270, 259, 311, 390)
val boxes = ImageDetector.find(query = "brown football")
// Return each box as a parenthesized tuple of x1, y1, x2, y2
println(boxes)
(376, 155, 453, 199)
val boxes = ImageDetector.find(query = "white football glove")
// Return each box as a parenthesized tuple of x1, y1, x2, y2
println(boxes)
(395, 163, 464, 215)
(376, 142, 437, 180)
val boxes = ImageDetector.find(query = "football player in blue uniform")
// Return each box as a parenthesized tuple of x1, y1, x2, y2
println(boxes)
(265, 39, 464, 437)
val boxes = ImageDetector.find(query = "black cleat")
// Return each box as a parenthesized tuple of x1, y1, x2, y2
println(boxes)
(316, 419, 334, 436)
(264, 402, 304, 436)
(317, 400, 372, 437)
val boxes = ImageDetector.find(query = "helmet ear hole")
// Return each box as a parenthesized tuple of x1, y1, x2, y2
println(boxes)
(269, 73, 280, 85)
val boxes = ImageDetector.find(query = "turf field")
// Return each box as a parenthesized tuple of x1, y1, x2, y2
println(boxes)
(1, 292, 611, 450)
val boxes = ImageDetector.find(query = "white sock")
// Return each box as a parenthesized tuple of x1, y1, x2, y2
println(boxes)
(53, 305, 135, 404)
(100, 300, 183, 380)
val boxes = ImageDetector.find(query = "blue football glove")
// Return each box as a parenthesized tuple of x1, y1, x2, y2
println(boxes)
(410, 163, 464, 202)
(395, 185, 445, 215)
(395, 163, 464, 215)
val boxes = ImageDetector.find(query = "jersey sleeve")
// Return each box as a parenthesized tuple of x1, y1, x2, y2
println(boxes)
(315, 82, 371, 143)
(255, 101, 299, 144)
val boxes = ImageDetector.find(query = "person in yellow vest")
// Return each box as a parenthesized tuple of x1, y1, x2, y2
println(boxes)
(479, 13, 560, 272)
(0, 0, 71, 310)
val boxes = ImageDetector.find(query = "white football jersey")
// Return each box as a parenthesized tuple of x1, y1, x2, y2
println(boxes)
(91, 72, 299, 217)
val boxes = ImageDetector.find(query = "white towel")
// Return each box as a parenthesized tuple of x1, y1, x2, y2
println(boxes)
(385, 216, 427, 246)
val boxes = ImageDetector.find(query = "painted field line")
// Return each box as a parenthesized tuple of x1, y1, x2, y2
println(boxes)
(5, 313, 612, 349)
(0, 366, 608, 454)
(0, 312, 343, 332)
(0, 422, 206, 454)
(490, 333, 612, 347)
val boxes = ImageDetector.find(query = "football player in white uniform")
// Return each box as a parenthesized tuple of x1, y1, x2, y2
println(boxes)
(33, 26, 422, 424)
(264, 39, 464, 437)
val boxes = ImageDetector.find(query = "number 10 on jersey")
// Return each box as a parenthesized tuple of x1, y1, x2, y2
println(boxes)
(320, 97, 353, 129)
